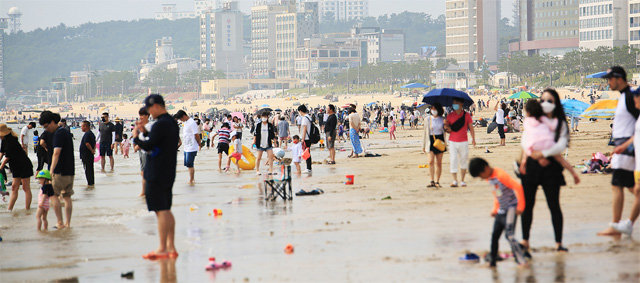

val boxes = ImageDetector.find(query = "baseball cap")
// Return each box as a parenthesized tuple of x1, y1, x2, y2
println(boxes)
(603, 66, 627, 80)
(144, 94, 165, 108)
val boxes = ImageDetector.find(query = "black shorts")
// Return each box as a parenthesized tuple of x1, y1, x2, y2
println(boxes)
(497, 124, 505, 139)
(10, 163, 33, 179)
(145, 181, 173, 211)
(611, 169, 635, 188)
(217, 143, 229, 155)
(100, 144, 113, 157)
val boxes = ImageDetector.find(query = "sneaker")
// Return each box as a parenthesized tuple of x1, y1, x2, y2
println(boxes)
(451, 181, 458, 188)
(612, 219, 633, 236)
(302, 169, 312, 174)
(460, 182, 467, 187)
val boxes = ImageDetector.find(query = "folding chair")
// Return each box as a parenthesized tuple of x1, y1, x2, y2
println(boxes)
(264, 159, 293, 201)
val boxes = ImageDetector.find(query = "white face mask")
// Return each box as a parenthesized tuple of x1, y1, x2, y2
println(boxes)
(431, 110, 438, 116)
(541, 101, 556, 114)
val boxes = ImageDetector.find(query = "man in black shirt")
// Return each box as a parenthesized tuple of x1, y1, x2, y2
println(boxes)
(134, 94, 180, 260)
(99, 112, 115, 172)
(80, 121, 96, 187)
(114, 119, 124, 155)
(325, 104, 338, 164)
(40, 111, 74, 229)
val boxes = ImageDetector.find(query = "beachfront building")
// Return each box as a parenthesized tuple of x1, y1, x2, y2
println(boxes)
(510, 0, 579, 56)
(0, 18, 6, 97)
(445, 0, 500, 71)
(294, 33, 363, 85)
(251, 1, 295, 78)
(352, 27, 405, 64)
(579, 0, 629, 50)
(139, 37, 199, 81)
(155, 4, 196, 20)
(200, 1, 244, 75)
(629, 0, 640, 48)
(275, 2, 319, 79)
(195, 0, 220, 16)
(303, 0, 368, 22)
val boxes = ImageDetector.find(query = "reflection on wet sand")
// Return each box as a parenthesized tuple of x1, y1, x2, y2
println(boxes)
(159, 258, 177, 283)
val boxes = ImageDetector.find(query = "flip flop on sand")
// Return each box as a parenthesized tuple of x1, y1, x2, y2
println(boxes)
(142, 251, 170, 260)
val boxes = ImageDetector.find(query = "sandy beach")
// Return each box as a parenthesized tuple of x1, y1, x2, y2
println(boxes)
(1, 91, 639, 282)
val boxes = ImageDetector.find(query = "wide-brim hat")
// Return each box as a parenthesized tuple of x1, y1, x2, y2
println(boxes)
(0, 124, 16, 137)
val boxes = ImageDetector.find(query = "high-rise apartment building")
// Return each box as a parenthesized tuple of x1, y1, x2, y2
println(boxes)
(251, 1, 294, 78)
(445, 0, 500, 70)
(275, 2, 319, 78)
(631, 0, 640, 48)
(510, 0, 579, 56)
(579, 0, 628, 50)
(312, 0, 368, 22)
(0, 18, 6, 96)
(200, 1, 244, 73)
(155, 4, 196, 20)
(195, 0, 220, 16)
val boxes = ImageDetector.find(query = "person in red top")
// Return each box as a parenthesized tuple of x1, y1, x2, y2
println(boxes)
(444, 98, 476, 187)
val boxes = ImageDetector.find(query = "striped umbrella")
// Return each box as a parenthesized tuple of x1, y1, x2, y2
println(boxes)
(508, 91, 539, 99)
(580, 99, 617, 119)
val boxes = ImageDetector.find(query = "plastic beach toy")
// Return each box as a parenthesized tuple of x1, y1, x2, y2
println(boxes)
(345, 175, 354, 185)
(213, 209, 223, 216)
(205, 257, 232, 271)
(459, 253, 480, 263)
(284, 244, 294, 254)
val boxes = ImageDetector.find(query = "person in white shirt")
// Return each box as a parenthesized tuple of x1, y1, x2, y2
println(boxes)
(494, 102, 506, 146)
(174, 110, 201, 185)
(20, 122, 36, 152)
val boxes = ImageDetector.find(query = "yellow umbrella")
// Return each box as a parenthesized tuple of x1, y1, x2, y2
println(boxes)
(580, 99, 618, 119)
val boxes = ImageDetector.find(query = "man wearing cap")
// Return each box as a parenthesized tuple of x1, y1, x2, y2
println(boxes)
(98, 113, 115, 172)
(598, 66, 640, 236)
(134, 94, 180, 260)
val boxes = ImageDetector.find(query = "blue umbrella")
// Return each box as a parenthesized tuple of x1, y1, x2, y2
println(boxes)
(422, 88, 474, 107)
(561, 99, 590, 117)
(366, 102, 377, 107)
(585, 71, 607, 79)
(401, 82, 429, 88)
(260, 104, 270, 108)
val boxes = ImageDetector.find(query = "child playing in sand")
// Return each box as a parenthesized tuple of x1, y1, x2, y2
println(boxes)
(35, 170, 54, 231)
(290, 135, 303, 174)
(227, 133, 242, 173)
(338, 124, 345, 142)
(520, 100, 580, 184)
(211, 123, 232, 171)
(389, 116, 397, 140)
(122, 134, 131, 158)
(469, 158, 528, 268)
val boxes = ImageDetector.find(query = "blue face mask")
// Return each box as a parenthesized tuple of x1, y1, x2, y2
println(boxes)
(452, 104, 460, 111)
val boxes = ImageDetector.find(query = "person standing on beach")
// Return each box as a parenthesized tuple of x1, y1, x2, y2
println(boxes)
(348, 106, 363, 158)
(114, 119, 124, 155)
(98, 113, 115, 172)
(444, 98, 476, 187)
(20, 122, 36, 152)
(0, 124, 33, 211)
(423, 103, 446, 188)
(494, 102, 506, 146)
(325, 104, 338, 164)
(134, 94, 180, 260)
(597, 66, 640, 236)
(79, 121, 96, 188)
(174, 110, 201, 185)
(298, 105, 313, 173)
(134, 107, 152, 196)
(40, 111, 75, 228)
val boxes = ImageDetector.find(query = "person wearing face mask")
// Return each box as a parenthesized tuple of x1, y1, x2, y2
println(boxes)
(444, 98, 476, 187)
(253, 112, 276, 175)
(519, 88, 572, 255)
(597, 66, 640, 237)
(494, 102, 507, 146)
(98, 112, 115, 172)
(423, 103, 446, 188)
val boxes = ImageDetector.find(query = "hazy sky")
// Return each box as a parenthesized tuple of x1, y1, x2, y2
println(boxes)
(0, 0, 514, 32)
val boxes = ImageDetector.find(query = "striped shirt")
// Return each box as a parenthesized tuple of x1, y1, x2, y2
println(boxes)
(217, 128, 231, 144)
(487, 168, 525, 215)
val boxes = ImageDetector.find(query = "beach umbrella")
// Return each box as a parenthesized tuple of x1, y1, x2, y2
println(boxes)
(230, 111, 244, 122)
(219, 108, 230, 115)
(580, 99, 617, 119)
(422, 88, 474, 107)
(415, 103, 429, 114)
(561, 99, 590, 117)
(508, 91, 538, 99)
(400, 82, 429, 89)
(260, 104, 270, 108)
(274, 108, 282, 112)
(585, 71, 607, 79)
(366, 102, 377, 107)
(256, 108, 273, 115)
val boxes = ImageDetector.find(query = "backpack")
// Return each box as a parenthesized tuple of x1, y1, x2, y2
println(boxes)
(306, 116, 321, 144)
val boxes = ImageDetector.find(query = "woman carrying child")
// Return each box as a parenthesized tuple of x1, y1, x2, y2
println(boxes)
(519, 88, 576, 255)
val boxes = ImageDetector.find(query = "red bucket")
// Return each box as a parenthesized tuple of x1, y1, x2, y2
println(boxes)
(345, 175, 354, 185)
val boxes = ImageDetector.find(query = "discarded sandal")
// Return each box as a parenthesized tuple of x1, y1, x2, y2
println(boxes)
(142, 251, 170, 260)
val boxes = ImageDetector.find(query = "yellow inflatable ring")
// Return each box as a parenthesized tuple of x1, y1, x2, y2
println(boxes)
(229, 145, 256, 170)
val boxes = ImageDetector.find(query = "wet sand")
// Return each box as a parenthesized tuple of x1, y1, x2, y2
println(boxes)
(1, 110, 640, 282)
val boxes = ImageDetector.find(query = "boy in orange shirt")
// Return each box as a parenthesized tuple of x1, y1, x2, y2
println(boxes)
(470, 157, 528, 268)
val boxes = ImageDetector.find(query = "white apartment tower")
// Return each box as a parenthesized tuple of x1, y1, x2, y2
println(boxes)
(445, 0, 500, 70)
(631, 1, 640, 48)
(195, 0, 220, 15)
(156, 37, 174, 64)
(200, 1, 244, 73)
(579, 0, 629, 50)
(313, 0, 368, 22)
